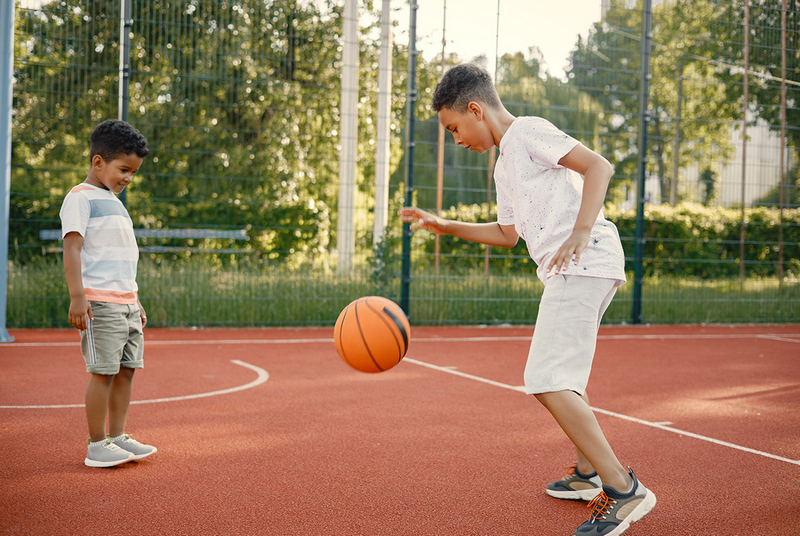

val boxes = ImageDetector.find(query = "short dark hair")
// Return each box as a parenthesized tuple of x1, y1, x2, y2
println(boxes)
(90, 119, 149, 163)
(432, 63, 502, 113)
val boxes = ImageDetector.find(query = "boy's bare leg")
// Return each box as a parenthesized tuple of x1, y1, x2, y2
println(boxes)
(108, 368, 135, 438)
(535, 390, 632, 492)
(85, 373, 114, 442)
(574, 392, 595, 474)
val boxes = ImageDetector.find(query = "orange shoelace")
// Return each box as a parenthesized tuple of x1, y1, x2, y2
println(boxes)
(588, 492, 615, 521)
(561, 465, 578, 479)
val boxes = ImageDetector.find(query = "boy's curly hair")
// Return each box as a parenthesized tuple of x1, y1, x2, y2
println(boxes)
(432, 63, 502, 113)
(90, 120, 149, 163)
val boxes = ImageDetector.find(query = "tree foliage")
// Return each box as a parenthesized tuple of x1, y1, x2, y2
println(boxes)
(11, 0, 444, 266)
(567, 0, 738, 205)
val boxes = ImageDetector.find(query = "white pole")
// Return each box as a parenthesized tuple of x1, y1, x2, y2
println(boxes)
(337, 0, 359, 274)
(372, 0, 392, 247)
(0, 0, 16, 342)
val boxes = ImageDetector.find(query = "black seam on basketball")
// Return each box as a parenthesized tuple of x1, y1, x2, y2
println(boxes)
(363, 298, 404, 361)
(355, 300, 384, 372)
(337, 304, 358, 370)
(381, 306, 409, 356)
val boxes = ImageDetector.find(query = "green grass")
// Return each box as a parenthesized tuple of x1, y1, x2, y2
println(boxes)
(7, 257, 799, 328)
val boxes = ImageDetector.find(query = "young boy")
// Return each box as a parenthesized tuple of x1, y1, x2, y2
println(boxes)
(399, 64, 656, 536)
(61, 119, 157, 468)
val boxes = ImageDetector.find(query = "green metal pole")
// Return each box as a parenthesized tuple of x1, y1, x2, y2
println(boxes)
(400, 0, 417, 317)
(118, 0, 131, 205)
(632, 0, 652, 325)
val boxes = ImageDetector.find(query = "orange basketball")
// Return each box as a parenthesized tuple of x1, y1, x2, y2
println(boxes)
(333, 296, 411, 373)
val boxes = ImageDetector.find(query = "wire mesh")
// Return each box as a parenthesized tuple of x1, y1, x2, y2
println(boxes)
(8, 0, 800, 328)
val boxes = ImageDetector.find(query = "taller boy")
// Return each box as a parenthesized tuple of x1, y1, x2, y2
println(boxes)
(399, 64, 656, 535)
(61, 119, 157, 467)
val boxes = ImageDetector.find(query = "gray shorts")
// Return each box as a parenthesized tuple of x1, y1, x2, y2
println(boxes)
(524, 275, 617, 396)
(81, 301, 144, 375)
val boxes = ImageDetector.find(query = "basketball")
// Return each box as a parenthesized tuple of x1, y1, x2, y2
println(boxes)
(333, 296, 411, 373)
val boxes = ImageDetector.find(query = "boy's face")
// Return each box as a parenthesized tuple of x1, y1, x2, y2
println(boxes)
(438, 102, 494, 154)
(87, 153, 144, 194)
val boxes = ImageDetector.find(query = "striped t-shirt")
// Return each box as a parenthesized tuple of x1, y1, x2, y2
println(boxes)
(60, 183, 139, 304)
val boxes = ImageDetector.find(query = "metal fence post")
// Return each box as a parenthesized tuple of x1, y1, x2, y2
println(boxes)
(400, 0, 418, 317)
(118, 0, 132, 205)
(632, 0, 652, 325)
(0, 0, 15, 342)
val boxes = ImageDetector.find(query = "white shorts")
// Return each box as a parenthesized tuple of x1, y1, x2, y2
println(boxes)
(524, 275, 617, 396)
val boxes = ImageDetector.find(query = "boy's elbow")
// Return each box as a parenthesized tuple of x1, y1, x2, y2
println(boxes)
(503, 233, 519, 248)
(498, 225, 519, 248)
(604, 159, 614, 177)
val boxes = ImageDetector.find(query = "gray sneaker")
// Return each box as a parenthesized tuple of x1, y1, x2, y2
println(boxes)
(85, 438, 135, 467)
(546, 465, 603, 501)
(110, 434, 157, 460)
(574, 467, 656, 536)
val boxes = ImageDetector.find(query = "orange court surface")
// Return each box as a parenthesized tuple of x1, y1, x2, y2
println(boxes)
(1, 324, 799, 535)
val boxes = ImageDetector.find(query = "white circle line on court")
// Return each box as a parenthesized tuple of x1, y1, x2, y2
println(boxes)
(6, 332, 800, 348)
(0, 359, 268, 409)
(403, 358, 800, 467)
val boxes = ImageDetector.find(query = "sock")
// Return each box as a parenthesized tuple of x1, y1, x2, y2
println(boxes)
(109, 433, 127, 442)
(575, 466, 598, 478)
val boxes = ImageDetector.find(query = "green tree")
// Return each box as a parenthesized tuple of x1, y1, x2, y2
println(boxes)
(11, 0, 426, 267)
(567, 0, 737, 205)
(12, 1, 120, 256)
(710, 0, 800, 167)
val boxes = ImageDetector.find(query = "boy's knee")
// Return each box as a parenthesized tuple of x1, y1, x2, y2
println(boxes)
(533, 389, 583, 409)
(533, 392, 554, 408)
(115, 367, 136, 382)
(89, 372, 115, 385)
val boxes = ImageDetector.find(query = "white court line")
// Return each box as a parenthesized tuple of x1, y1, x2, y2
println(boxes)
(0, 359, 268, 409)
(8, 332, 800, 348)
(757, 334, 800, 344)
(7, 338, 331, 347)
(404, 358, 800, 467)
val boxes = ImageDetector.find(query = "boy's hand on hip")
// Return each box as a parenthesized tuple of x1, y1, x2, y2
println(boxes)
(548, 229, 591, 274)
(68, 298, 93, 331)
(398, 207, 448, 235)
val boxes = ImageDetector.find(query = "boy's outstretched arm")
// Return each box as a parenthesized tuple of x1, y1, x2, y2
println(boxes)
(398, 207, 519, 248)
(548, 144, 614, 273)
(63, 232, 93, 331)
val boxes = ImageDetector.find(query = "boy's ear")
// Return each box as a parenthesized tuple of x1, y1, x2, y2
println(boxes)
(91, 154, 106, 169)
(467, 101, 483, 120)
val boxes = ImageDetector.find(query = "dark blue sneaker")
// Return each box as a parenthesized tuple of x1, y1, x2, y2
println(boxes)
(546, 465, 603, 501)
(573, 468, 656, 536)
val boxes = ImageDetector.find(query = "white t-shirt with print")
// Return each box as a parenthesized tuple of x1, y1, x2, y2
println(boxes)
(494, 116, 626, 286)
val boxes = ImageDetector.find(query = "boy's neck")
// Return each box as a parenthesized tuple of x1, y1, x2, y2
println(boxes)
(84, 173, 107, 190)
(485, 106, 517, 147)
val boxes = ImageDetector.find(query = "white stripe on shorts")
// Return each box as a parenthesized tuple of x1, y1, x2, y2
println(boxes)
(86, 318, 97, 365)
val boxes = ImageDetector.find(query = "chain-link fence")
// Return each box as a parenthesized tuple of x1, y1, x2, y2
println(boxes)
(7, 0, 799, 328)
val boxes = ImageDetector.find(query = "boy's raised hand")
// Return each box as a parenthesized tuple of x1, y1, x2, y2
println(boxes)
(398, 207, 449, 235)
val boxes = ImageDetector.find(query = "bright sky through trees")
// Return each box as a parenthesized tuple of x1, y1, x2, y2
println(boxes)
(395, 0, 603, 80)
